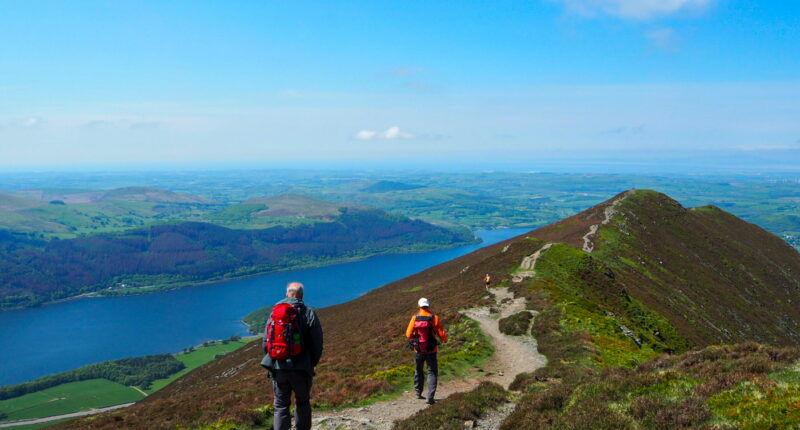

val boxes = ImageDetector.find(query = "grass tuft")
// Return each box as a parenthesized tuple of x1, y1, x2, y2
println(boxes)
(392, 382, 507, 430)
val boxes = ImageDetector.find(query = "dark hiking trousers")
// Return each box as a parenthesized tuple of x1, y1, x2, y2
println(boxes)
(414, 352, 438, 401)
(272, 370, 313, 430)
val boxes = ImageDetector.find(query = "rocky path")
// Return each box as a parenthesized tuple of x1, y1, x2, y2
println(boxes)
(582, 192, 630, 252)
(312, 286, 546, 430)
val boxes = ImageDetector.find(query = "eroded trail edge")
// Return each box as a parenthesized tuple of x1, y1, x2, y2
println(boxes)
(313, 285, 547, 430)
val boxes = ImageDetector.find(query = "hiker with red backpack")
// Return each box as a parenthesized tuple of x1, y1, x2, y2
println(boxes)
(406, 297, 448, 405)
(261, 282, 324, 430)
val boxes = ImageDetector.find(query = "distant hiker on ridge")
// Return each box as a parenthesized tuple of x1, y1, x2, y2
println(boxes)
(406, 297, 448, 405)
(261, 282, 324, 430)
(484, 273, 492, 290)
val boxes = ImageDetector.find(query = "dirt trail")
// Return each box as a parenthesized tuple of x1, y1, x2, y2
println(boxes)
(0, 403, 135, 428)
(312, 286, 546, 430)
(512, 243, 553, 283)
(582, 192, 629, 253)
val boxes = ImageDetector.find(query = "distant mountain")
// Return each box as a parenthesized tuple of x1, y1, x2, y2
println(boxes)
(0, 207, 476, 309)
(11, 187, 214, 205)
(60, 190, 800, 429)
(361, 180, 425, 193)
(0, 187, 217, 237)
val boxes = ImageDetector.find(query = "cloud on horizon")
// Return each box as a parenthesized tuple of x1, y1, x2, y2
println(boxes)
(354, 126, 415, 141)
(554, 0, 714, 20)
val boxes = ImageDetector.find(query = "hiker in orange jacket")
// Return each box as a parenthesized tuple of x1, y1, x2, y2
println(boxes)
(406, 297, 448, 404)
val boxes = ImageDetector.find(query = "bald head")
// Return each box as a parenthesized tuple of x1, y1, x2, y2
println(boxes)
(286, 282, 304, 299)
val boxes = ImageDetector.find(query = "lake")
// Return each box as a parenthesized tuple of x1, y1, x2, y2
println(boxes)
(0, 228, 530, 386)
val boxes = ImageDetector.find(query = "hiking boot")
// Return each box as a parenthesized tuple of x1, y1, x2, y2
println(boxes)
(426, 398, 435, 405)
(416, 394, 425, 399)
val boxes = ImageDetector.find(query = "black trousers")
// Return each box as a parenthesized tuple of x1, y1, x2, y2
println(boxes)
(272, 370, 312, 430)
(414, 352, 439, 401)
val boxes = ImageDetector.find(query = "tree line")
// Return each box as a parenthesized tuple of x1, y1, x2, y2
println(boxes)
(0, 354, 185, 400)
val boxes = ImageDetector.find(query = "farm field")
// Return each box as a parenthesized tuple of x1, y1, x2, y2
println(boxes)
(146, 337, 256, 394)
(0, 338, 255, 428)
(0, 379, 143, 422)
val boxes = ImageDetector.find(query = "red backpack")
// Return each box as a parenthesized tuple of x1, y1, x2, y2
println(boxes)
(264, 303, 303, 360)
(411, 314, 438, 354)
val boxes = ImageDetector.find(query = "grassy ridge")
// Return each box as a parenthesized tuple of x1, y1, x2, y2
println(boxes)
(501, 229, 800, 428)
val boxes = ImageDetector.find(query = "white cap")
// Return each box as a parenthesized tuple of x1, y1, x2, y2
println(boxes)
(418, 297, 430, 308)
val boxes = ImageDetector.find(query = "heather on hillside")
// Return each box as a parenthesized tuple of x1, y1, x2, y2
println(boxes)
(502, 342, 800, 429)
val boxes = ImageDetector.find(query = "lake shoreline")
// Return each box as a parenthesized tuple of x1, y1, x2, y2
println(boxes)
(0, 236, 486, 312)
(0, 228, 532, 387)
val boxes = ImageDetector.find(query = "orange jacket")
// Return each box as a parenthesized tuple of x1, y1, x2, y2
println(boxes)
(406, 308, 448, 352)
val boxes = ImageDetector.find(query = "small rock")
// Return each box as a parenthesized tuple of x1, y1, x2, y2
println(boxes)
(464, 420, 477, 428)
(498, 371, 504, 376)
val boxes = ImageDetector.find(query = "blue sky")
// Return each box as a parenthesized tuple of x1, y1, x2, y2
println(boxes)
(0, 0, 799, 171)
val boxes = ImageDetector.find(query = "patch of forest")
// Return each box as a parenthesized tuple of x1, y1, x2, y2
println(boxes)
(0, 355, 184, 400)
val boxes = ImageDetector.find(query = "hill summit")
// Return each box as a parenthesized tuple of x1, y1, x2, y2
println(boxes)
(56, 190, 800, 429)
(532, 189, 800, 347)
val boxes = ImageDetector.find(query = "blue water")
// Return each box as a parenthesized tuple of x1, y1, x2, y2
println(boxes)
(0, 228, 530, 386)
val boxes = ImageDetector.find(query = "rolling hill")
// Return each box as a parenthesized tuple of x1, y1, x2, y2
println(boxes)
(55, 190, 800, 429)
(0, 207, 476, 309)
(243, 194, 358, 219)
(0, 187, 217, 237)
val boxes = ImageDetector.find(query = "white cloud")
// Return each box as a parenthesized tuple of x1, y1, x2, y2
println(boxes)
(354, 126, 414, 140)
(555, 0, 714, 20)
(22, 117, 41, 128)
(355, 130, 378, 140)
(646, 27, 679, 51)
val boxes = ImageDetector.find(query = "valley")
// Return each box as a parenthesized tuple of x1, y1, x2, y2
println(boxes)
(46, 189, 800, 429)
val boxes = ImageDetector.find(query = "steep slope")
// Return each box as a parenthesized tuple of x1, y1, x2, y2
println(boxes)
(531, 190, 800, 347)
(56, 190, 800, 429)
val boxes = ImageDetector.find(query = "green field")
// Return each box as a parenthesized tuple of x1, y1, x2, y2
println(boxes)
(0, 379, 143, 422)
(2, 418, 71, 429)
(146, 338, 256, 393)
(0, 338, 256, 428)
